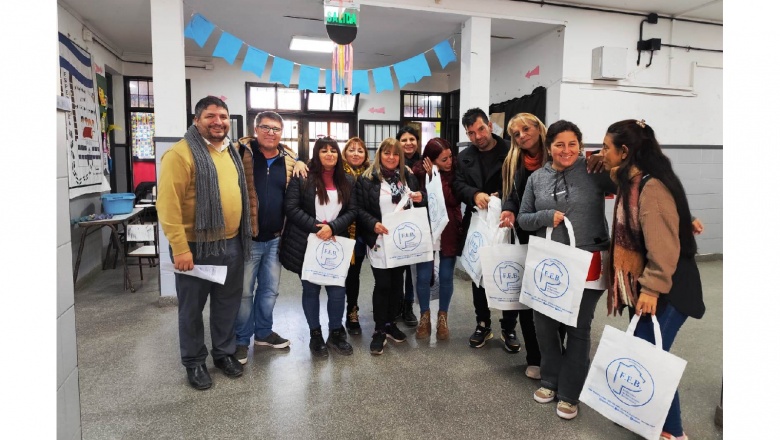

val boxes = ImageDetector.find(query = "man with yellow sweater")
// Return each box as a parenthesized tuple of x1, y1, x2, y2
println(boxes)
(157, 96, 252, 390)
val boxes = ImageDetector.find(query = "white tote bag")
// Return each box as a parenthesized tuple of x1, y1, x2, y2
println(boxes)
(480, 236, 528, 310)
(458, 196, 503, 286)
(579, 315, 687, 440)
(426, 165, 449, 243)
(381, 195, 434, 268)
(519, 217, 592, 326)
(301, 234, 356, 287)
(459, 208, 489, 286)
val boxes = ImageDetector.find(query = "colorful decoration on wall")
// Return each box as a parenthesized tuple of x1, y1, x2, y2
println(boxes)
(59, 32, 106, 199)
(325, 0, 359, 94)
(182, 12, 458, 95)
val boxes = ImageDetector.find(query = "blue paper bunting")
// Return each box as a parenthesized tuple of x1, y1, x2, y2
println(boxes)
(393, 54, 431, 88)
(212, 32, 243, 65)
(325, 69, 333, 94)
(351, 70, 370, 94)
(433, 40, 457, 69)
(298, 65, 321, 92)
(183, 13, 215, 48)
(269, 57, 294, 87)
(241, 47, 269, 77)
(372, 66, 394, 93)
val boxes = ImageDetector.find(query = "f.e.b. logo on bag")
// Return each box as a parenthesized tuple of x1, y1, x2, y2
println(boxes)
(533, 258, 569, 298)
(465, 231, 484, 263)
(606, 357, 655, 407)
(428, 194, 444, 223)
(393, 222, 423, 251)
(493, 261, 523, 294)
(316, 240, 345, 270)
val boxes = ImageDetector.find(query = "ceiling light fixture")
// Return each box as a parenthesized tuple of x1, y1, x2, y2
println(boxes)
(290, 36, 334, 53)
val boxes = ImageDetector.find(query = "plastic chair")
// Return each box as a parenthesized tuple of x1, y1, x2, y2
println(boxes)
(126, 223, 159, 280)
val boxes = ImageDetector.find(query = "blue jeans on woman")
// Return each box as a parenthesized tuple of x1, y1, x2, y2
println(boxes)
(416, 256, 456, 313)
(301, 279, 346, 331)
(632, 303, 688, 437)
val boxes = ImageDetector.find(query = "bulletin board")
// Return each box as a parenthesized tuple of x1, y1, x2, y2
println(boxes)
(59, 32, 107, 198)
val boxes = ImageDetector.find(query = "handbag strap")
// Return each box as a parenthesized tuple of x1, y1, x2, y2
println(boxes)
(626, 314, 664, 351)
(392, 193, 412, 213)
(545, 216, 577, 247)
(426, 164, 440, 185)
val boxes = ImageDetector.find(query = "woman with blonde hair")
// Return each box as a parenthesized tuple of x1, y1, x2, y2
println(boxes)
(342, 137, 370, 335)
(355, 138, 424, 355)
(497, 113, 552, 378)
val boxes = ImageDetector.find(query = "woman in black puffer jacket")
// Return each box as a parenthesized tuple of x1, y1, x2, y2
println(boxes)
(281, 137, 357, 358)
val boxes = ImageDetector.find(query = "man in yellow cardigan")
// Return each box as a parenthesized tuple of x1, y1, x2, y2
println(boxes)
(157, 96, 252, 390)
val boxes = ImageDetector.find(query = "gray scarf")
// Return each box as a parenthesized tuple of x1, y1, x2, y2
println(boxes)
(183, 124, 252, 258)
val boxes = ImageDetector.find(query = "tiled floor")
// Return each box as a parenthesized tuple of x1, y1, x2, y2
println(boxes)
(74, 260, 723, 439)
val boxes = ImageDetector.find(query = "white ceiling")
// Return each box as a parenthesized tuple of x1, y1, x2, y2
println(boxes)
(59, 0, 722, 72)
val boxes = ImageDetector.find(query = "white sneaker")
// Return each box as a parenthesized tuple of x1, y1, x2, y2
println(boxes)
(525, 365, 541, 380)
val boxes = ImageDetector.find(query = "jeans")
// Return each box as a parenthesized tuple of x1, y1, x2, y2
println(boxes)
(174, 236, 244, 367)
(417, 256, 456, 313)
(371, 266, 405, 328)
(235, 238, 281, 345)
(535, 288, 603, 405)
(301, 279, 346, 331)
(471, 282, 519, 330)
(632, 304, 688, 437)
(404, 265, 415, 302)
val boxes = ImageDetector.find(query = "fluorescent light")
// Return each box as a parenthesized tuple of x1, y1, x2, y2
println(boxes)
(290, 36, 334, 53)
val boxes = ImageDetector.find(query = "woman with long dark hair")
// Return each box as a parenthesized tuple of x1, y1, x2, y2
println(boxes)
(411, 137, 462, 340)
(601, 119, 705, 440)
(355, 137, 424, 355)
(342, 137, 370, 335)
(396, 126, 422, 326)
(280, 137, 357, 357)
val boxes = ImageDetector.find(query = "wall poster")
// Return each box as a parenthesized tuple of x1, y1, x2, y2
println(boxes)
(59, 32, 108, 198)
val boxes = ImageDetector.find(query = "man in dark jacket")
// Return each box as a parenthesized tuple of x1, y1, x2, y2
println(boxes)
(453, 108, 521, 352)
(233, 111, 306, 364)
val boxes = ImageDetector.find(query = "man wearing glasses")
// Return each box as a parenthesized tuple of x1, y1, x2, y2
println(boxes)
(453, 107, 522, 353)
(233, 111, 307, 364)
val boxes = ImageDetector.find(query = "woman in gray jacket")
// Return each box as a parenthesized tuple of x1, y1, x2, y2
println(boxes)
(517, 120, 615, 420)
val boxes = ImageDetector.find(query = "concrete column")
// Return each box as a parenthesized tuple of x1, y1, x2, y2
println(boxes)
(459, 16, 491, 142)
(150, 0, 187, 298)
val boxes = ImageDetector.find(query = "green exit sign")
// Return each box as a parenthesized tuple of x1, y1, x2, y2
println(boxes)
(324, 5, 359, 27)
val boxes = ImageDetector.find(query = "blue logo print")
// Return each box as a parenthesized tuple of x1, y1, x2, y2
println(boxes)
(465, 231, 484, 263)
(606, 358, 655, 407)
(533, 258, 569, 298)
(316, 240, 345, 270)
(493, 261, 523, 293)
(428, 194, 444, 222)
(393, 222, 422, 251)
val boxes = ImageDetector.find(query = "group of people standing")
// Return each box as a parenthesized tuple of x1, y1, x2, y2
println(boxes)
(158, 95, 703, 440)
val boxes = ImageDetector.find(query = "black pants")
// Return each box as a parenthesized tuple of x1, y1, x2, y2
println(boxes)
(345, 253, 365, 311)
(471, 282, 519, 330)
(175, 236, 244, 368)
(371, 266, 405, 329)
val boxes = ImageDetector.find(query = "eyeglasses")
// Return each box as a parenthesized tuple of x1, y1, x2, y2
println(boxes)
(257, 125, 282, 134)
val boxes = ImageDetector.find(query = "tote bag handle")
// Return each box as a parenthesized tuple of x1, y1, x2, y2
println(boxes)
(626, 314, 664, 351)
(545, 216, 577, 248)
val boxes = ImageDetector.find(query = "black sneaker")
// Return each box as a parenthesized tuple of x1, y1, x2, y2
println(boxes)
(469, 323, 493, 348)
(501, 329, 521, 353)
(309, 328, 329, 358)
(401, 300, 418, 327)
(326, 327, 354, 356)
(370, 331, 387, 355)
(384, 322, 407, 343)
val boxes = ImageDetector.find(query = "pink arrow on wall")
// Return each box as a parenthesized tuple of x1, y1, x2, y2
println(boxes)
(525, 65, 540, 79)
(369, 107, 385, 114)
